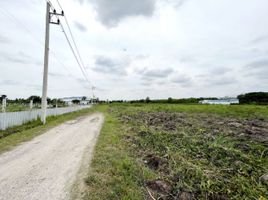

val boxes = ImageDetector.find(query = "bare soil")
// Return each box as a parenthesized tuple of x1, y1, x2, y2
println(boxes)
(117, 110, 268, 199)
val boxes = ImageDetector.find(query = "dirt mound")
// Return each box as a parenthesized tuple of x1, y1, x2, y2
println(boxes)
(143, 154, 168, 170)
(120, 111, 268, 145)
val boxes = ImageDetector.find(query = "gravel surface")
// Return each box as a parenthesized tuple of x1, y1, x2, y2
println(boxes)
(0, 113, 104, 200)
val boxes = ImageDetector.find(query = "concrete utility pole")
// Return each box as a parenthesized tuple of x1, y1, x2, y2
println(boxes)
(30, 100, 33, 110)
(41, 2, 50, 124)
(1, 97, 6, 113)
(41, 2, 64, 124)
(91, 86, 96, 105)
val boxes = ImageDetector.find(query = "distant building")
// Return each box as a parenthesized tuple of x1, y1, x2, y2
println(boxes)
(199, 98, 239, 105)
(60, 97, 91, 106)
(80, 100, 90, 105)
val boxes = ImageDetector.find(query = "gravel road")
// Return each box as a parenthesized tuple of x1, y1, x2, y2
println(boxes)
(0, 113, 104, 200)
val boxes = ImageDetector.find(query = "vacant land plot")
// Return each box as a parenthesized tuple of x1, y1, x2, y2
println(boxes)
(85, 104, 268, 200)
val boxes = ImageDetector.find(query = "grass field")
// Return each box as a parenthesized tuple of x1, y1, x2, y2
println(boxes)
(0, 104, 66, 113)
(85, 104, 268, 200)
(0, 104, 30, 112)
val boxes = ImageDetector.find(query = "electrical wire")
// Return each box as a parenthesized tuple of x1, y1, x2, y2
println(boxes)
(56, 0, 89, 79)
(59, 23, 91, 85)
(0, 7, 44, 47)
(0, 3, 92, 91)
(46, 0, 93, 87)
(49, 0, 95, 98)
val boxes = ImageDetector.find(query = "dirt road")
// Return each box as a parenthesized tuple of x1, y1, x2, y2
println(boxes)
(0, 113, 104, 200)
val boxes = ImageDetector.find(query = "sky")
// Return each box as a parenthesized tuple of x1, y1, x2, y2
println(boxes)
(0, 0, 267, 100)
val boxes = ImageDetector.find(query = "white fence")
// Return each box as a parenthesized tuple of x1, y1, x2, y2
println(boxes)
(0, 105, 91, 130)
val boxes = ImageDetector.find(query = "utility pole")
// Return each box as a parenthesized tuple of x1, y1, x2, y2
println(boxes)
(41, 2, 50, 124)
(1, 97, 6, 113)
(30, 99, 33, 110)
(91, 86, 95, 105)
(41, 2, 64, 124)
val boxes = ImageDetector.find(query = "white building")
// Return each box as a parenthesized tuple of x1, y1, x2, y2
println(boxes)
(60, 97, 91, 106)
(199, 98, 239, 105)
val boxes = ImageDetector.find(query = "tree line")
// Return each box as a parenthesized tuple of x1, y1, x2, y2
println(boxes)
(106, 97, 218, 104)
(2, 92, 267, 105)
(238, 92, 268, 105)
(107, 92, 268, 105)
(0, 95, 65, 107)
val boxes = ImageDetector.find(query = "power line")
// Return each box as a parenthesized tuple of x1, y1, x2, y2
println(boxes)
(55, 0, 94, 92)
(0, 1, 96, 99)
(0, 4, 90, 90)
(0, 7, 43, 47)
(56, 0, 89, 79)
(46, 0, 93, 87)
(59, 23, 91, 85)
(53, 0, 97, 99)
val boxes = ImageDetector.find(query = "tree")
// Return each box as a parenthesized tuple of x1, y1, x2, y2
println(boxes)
(82, 96, 87, 101)
(72, 99, 80, 104)
(145, 97, 151, 103)
(167, 97, 173, 103)
(47, 97, 52, 104)
(28, 96, 42, 104)
(57, 99, 65, 106)
(51, 98, 58, 107)
(0, 95, 7, 101)
(238, 92, 268, 104)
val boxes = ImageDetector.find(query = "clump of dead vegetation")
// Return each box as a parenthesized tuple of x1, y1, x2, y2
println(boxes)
(114, 108, 268, 200)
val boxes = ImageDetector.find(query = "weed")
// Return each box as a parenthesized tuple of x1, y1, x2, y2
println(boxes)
(86, 104, 268, 200)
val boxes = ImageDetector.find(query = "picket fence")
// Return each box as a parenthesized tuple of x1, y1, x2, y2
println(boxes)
(0, 105, 91, 130)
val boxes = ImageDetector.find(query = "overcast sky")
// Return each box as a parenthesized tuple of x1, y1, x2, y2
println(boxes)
(0, 0, 267, 100)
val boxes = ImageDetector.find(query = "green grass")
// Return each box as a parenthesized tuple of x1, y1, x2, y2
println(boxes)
(1, 104, 67, 113)
(84, 105, 155, 200)
(0, 108, 93, 154)
(112, 103, 268, 119)
(1, 104, 30, 112)
(85, 104, 268, 200)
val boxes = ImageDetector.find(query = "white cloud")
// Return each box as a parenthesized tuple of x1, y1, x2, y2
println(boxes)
(92, 55, 130, 75)
(74, 21, 87, 32)
(136, 67, 174, 78)
(170, 74, 192, 87)
(0, 0, 267, 100)
(83, 0, 156, 27)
